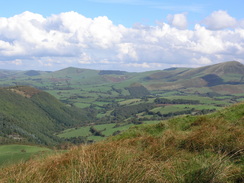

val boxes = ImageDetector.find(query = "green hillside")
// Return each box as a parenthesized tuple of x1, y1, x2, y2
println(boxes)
(0, 102, 243, 182)
(145, 61, 244, 90)
(0, 86, 88, 146)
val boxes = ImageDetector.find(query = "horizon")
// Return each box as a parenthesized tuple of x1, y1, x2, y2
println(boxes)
(0, 0, 244, 72)
(0, 60, 241, 73)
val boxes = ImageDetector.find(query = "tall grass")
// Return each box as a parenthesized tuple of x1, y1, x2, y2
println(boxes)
(1, 103, 243, 183)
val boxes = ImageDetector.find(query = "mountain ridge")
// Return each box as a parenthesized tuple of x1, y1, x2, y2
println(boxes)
(0, 60, 243, 74)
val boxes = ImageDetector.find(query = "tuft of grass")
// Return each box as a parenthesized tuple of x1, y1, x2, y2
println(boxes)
(179, 117, 244, 154)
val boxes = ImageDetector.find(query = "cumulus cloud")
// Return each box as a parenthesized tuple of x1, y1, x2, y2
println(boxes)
(167, 13, 187, 29)
(202, 10, 237, 30)
(0, 11, 243, 71)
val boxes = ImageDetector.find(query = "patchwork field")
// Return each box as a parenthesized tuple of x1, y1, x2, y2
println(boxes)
(1, 61, 244, 144)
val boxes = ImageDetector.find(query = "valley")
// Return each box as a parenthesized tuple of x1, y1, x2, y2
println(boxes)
(1, 1, 244, 181)
(0, 61, 244, 168)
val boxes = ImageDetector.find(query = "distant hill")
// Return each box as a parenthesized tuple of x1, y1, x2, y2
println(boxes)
(171, 61, 244, 78)
(24, 70, 41, 76)
(0, 86, 88, 146)
(0, 69, 49, 79)
(145, 61, 244, 91)
(0, 60, 243, 109)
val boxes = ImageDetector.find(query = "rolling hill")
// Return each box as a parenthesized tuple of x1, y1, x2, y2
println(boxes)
(0, 86, 88, 146)
(1, 61, 243, 91)
(0, 61, 243, 137)
(144, 61, 244, 90)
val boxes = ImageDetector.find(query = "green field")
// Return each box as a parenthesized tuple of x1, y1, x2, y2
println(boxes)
(151, 104, 221, 114)
(58, 123, 135, 141)
(0, 144, 52, 167)
(119, 98, 142, 105)
(58, 126, 92, 138)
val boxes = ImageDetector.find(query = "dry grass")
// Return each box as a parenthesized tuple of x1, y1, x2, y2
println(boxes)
(1, 103, 243, 183)
(180, 117, 244, 154)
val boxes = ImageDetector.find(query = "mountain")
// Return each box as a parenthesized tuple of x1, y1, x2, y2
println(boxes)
(0, 86, 88, 146)
(1, 102, 243, 182)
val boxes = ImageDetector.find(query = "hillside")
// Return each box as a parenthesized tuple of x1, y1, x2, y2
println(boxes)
(0, 86, 88, 146)
(0, 102, 243, 182)
(174, 61, 244, 79)
(145, 61, 244, 90)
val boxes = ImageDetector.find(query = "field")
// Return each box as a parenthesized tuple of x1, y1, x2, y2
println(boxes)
(57, 92, 243, 141)
(0, 144, 52, 167)
(58, 123, 136, 141)
(151, 104, 221, 114)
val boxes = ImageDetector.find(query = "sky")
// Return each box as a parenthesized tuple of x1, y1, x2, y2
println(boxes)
(0, 0, 244, 71)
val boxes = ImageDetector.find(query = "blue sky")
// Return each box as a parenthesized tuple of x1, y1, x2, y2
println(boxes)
(0, 0, 244, 71)
(2, 0, 243, 27)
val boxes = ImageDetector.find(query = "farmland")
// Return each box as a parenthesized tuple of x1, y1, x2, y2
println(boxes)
(0, 61, 244, 143)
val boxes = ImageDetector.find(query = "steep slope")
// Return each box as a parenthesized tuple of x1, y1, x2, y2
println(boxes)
(0, 102, 243, 182)
(0, 86, 87, 146)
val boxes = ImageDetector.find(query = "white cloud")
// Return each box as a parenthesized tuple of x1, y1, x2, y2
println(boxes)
(11, 59, 23, 65)
(0, 11, 243, 71)
(202, 10, 237, 30)
(167, 13, 188, 29)
(123, 62, 163, 69)
(78, 52, 92, 64)
(117, 43, 138, 61)
(192, 56, 212, 65)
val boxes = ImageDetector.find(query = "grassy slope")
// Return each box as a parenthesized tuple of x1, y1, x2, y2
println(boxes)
(0, 86, 87, 146)
(1, 102, 243, 183)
